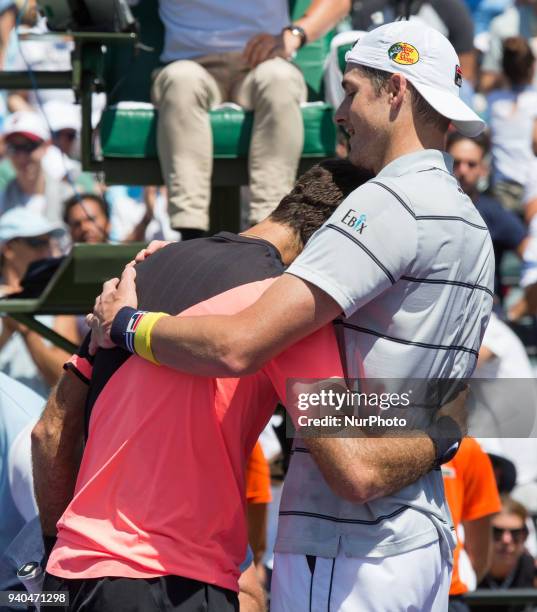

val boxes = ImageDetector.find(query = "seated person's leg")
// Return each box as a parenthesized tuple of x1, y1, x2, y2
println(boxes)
(235, 58, 307, 225)
(151, 60, 222, 236)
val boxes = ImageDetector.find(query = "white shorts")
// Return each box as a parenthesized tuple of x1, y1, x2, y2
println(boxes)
(271, 540, 451, 612)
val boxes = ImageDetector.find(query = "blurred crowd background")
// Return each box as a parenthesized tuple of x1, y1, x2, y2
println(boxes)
(2, 0, 537, 609)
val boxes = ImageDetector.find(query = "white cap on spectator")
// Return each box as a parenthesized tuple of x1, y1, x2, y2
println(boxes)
(0, 208, 64, 246)
(2, 111, 50, 143)
(345, 21, 485, 137)
(42, 101, 81, 133)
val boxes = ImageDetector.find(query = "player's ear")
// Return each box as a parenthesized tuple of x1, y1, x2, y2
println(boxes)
(387, 73, 407, 109)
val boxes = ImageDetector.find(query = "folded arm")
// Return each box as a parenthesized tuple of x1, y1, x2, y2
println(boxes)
(305, 433, 436, 503)
(31, 369, 87, 536)
(90, 268, 343, 377)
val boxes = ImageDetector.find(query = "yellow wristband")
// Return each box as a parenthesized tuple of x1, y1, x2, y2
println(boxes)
(133, 312, 167, 365)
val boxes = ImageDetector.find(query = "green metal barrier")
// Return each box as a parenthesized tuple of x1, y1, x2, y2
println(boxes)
(0, 244, 144, 352)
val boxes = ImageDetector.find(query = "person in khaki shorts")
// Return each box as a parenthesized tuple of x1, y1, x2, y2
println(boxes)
(151, 0, 350, 240)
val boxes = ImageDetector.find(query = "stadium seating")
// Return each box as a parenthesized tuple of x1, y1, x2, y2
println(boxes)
(85, 0, 337, 232)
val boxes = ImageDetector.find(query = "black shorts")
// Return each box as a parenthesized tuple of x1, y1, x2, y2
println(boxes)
(42, 572, 239, 612)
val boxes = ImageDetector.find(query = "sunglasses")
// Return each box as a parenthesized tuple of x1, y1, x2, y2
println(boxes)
(6, 140, 43, 155)
(55, 130, 77, 142)
(492, 526, 528, 543)
(15, 236, 52, 249)
(453, 159, 479, 169)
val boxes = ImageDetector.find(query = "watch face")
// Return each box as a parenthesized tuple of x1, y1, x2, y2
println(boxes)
(17, 561, 41, 578)
(444, 440, 460, 462)
(285, 25, 306, 47)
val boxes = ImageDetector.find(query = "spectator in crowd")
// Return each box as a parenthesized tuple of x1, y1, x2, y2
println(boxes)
(0, 207, 78, 397)
(5, 0, 73, 113)
(152, 0, 350, 239)
(62, 190, 167, 344)
(0, 372, 43, 556)
(63, 193, 110, 245)
(40, 101, 94, 192)
(0, 111, 77, 223)
(476, 496, 537, 610)
(480, 0, 537, 92)
(245, 442, 271, 583)
(472, 311, 537, 515)
(106, 186, 179, 243)
(350, 0, 477, 90)
(42, 101, 80, 159)
(442, 437, 501, 612)
(62, 193, 113, 343)
(0, 0, 15, 70)
(464, 0, 511, 37)
(446, 130, 529, 299)
(486, 36, 537, 213)
(63, 191, 170, 246)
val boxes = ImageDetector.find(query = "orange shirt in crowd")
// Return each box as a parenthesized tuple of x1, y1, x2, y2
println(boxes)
(442, 437, 501, 595)
(246, 441, 272, 505)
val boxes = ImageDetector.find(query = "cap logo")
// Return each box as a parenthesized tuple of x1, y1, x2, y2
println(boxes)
(388, 42, 419, 65)
(454, 65, 463, 88)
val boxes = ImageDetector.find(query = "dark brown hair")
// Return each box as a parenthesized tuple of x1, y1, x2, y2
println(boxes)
(502, 36, 535, 87)
(446, 130, 491, 157)
(358, 65, 451, 132)
(500, 494, 529, 523)
(63, 193, 110, 224)
(270, 159, 373, 245)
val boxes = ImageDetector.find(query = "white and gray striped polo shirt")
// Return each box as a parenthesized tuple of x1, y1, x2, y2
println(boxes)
(277, 149, 494, 561)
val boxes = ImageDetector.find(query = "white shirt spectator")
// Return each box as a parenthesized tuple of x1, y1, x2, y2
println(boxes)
(7, 17, 74, 106)
(159, 0, 289, 62)
(107, 186, 180, 243)
(486, 85, 537, 187)
(482, 4, 537, 85)
(474, 313, 537, 512)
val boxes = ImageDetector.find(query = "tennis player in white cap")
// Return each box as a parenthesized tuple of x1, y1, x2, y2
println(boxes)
(90, 20, 494, 612)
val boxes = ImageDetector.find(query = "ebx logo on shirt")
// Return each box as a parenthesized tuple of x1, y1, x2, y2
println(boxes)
(341, 209, 367, 234)
(388, 42, 419, 65)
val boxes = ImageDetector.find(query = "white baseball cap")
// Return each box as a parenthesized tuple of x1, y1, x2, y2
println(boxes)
(2, 111, 50, 143)
(0, 208, 64, 246)
(345, 21, 485, 137)
(42, 101, 81, 133)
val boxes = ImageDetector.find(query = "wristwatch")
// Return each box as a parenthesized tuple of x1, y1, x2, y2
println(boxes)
(425, 415, 462, 469)
(283, 24, 308, 49)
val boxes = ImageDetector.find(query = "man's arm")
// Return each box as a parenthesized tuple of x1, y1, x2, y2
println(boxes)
(90, 269, 449, 502)
(243, 0, 350, 67)
(463, 515, 494, 582)
(31, 369, 87, 536)
(299, 385, 467, 503)
(305, 433, 435, 504)
(238, 563, 266, 612)
(90, 267, 343, 377)
(293, 0, 351, 43)
(5, 315, 80, 388)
